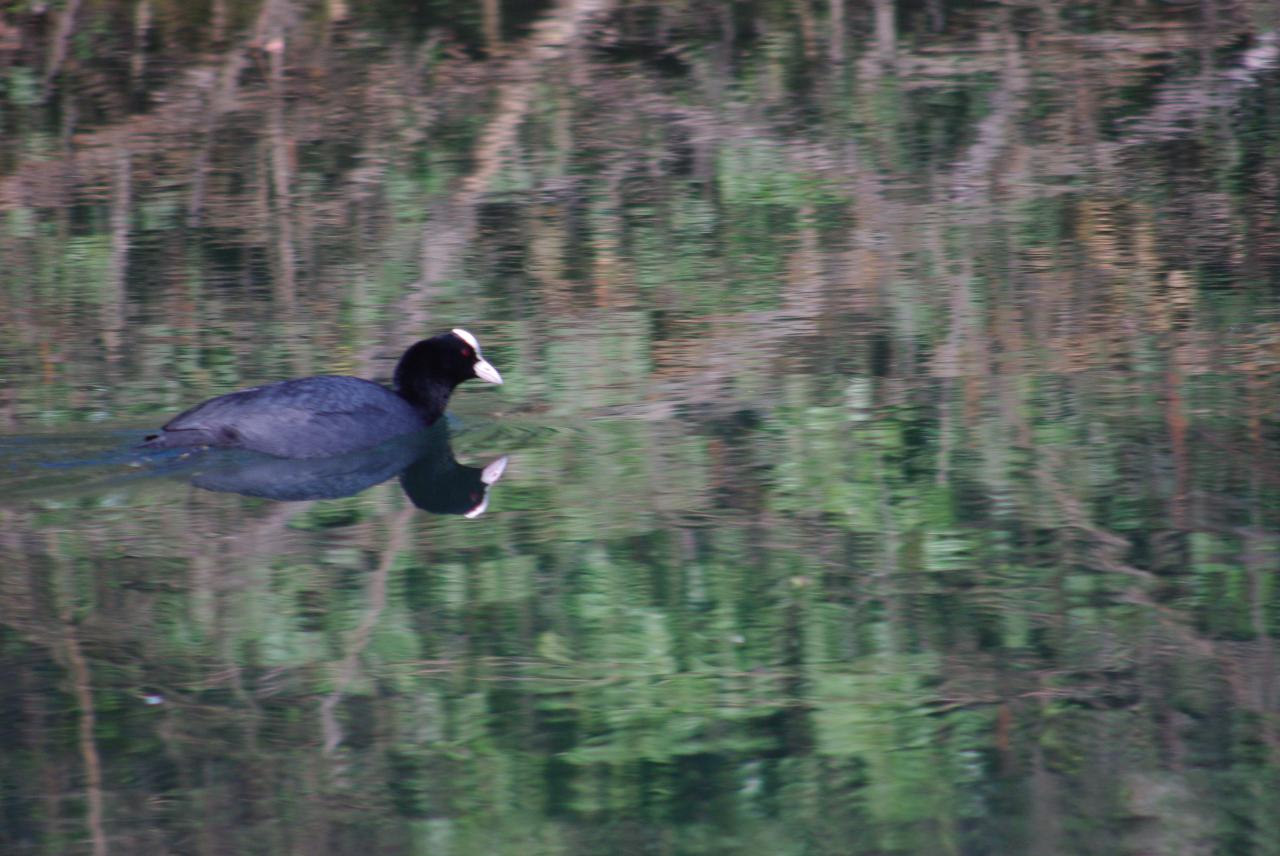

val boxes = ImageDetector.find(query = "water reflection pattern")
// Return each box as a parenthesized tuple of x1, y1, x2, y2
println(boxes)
(1, 1, 1279, 855)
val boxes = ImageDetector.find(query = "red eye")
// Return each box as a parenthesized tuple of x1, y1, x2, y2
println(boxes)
(461, 346, 474, 358)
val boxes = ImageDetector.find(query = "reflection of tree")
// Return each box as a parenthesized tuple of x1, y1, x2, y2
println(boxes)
(0, 1, 1278, 853)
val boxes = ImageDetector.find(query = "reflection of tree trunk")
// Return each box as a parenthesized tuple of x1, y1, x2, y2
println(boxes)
(589, 171, 624, 304)
(797, 0, 818, 61)
(926, 0, 944, 33)
(1164, 357, 1188, 529)
(51, 538, 108, 856)
(1029, 742, 1060, 856)
(784, 207, 824, 319)
(41, 0, 83, 101)
(1198, 0, 1218, 73)
(937, 379, 952, 486)
(267, 36, 296, 308)
(877, 465, 901, 648)
(105, 148, 131, 365)
(872, 0, 895, 67)
(62, 623, 108, 856)
(320, 506, 416, 755)
(18, 670, 62, 846)
(211, 0, 228, 43)
(828, 0, 845, 65)
(188, 0, 289, 224)
(483, 0, 502, 54)
(131, 1, 151, 92)
(1244, 528, 1276, 739)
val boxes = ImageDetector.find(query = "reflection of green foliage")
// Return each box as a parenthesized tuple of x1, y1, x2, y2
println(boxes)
(289, 497, 371, 530)
(1, 1, 1279, 854)
(4, 67, 40, 107)
(718, 142, 846, 210)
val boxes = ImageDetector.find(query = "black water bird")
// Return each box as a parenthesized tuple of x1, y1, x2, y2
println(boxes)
(142, 329, 502, 459)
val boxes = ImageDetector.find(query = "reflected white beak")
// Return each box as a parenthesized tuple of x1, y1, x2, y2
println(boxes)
(464, 457, 509, 518)
(473, 358, 503, 385)
(463, 494, 490, 519)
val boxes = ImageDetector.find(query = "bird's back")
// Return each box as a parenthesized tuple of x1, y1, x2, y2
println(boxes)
(147, 376, 426, 458)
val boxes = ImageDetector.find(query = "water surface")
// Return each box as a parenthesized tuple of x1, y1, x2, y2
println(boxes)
(2, 1, 1279, 854)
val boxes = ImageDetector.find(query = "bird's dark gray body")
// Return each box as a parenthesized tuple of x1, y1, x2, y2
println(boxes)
(142, 330, 502, 459)
(147, 376, 427, 459)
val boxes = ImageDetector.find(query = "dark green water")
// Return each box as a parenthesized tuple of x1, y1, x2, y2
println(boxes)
(2, 2, 1279, 854)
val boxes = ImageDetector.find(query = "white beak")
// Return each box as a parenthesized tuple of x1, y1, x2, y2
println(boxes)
(473, 358, 503, 385)
(481, 455, 509, 485)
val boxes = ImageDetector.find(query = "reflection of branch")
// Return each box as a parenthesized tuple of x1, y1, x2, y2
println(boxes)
(60, 621, 108, 856)
(371, 0, 614, 367)
(1031, 449, 1248, 679)
(460, 0, 609, 201)
(1036, 449, 1156, 582)
(319, 505, 415, 755)
(50, 552, 110, 856)
(186, 42, 255, 223)
(949, 29, 1029, 202)
(946, 29, 1278, 208)
(1115, 31, 1280, 147)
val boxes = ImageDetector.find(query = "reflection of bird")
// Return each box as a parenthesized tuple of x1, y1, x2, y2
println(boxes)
(142, 330, 502, 458)
(401, 441, 507, 518)
(187, 421, 508, 517)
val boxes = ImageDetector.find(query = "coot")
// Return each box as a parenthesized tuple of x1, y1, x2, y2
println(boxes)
(142, 329, 502, 459)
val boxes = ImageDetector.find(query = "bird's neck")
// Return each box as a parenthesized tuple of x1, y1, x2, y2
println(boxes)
(400, 381, 455, 424)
